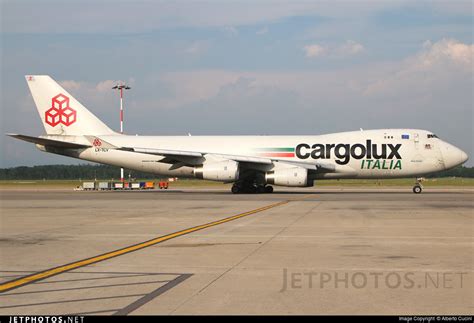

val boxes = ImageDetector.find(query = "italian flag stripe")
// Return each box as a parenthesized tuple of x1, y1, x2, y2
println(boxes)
(254, 147, 295, 152)
(259, 152, 295, 158)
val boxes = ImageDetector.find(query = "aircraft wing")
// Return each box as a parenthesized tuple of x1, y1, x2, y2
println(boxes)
(7, 134, 335, 173)
(121, 146, 336, 172)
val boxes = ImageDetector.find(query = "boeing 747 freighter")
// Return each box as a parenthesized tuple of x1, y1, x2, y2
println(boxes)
(8, 75, 469, 193)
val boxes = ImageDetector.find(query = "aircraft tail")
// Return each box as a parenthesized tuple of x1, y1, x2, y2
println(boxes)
(25, 75, 115, 136)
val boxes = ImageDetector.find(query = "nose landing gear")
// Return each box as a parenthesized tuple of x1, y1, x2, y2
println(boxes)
(413, 178, 424, 194)
(413, 185, 422, 194)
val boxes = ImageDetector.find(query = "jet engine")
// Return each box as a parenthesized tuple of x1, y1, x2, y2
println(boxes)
(194, 160, 240, 181)
(265, 167, 312, 187)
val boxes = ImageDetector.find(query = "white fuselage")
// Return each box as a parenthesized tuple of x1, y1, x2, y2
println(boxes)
(47, 128, 467, 181)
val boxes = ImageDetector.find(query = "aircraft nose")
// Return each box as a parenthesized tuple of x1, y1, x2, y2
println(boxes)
(441, 143, 469, 169)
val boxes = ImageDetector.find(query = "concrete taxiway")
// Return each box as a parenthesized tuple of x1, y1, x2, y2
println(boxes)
(0, 187, 472, 314)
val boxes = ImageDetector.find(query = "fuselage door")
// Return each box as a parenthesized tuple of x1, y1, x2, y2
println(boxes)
(413, 133, 420, 149)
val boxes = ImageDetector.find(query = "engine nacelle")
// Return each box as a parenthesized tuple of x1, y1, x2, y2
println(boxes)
(265, 167, 312, 187)
(194, 160, 240, 182)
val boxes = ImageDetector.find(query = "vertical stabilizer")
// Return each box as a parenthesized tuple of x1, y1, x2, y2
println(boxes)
(25, 75, 115, 135)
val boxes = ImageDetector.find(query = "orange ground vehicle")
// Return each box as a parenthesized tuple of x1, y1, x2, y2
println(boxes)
(144, 181, 154, 189)
(158, 181, 169, 189)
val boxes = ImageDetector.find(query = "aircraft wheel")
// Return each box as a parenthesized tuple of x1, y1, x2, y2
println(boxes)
(246, 186, 258, 194)
(413, 185, 422, 194)
(231, 185, 241, 194)
(255, 185, 267, 194)
(265, 186, 274, 193)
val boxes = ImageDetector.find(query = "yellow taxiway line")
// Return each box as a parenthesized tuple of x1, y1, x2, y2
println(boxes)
(0, 198, 304, 293)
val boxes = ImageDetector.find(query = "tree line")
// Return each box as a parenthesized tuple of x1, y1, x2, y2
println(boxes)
(0, 164, 473, 180)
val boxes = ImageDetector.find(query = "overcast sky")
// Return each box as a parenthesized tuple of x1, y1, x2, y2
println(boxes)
(1, 0, 472, 167)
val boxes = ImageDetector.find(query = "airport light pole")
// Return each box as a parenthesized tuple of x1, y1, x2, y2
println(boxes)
(112, 83, 131, 183)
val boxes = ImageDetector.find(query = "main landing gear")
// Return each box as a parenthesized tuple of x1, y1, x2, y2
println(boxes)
(231, 182, 273, 194)
(413, 178, 424, 194)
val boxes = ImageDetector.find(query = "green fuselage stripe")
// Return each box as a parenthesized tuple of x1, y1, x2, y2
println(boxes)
(254, 147, 295, 152)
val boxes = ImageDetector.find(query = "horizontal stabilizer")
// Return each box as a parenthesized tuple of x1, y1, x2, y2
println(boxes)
(7, 134, 91, 149)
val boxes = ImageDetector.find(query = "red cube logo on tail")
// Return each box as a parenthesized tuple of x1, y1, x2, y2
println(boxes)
(45, 107, 61, 127)
(45, 94, 77, 127)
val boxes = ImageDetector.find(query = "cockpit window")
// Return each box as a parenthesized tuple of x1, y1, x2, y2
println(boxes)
(427, 134, 439, 139)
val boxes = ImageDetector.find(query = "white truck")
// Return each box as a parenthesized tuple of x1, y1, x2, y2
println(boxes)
(82, 182, 95, 190)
